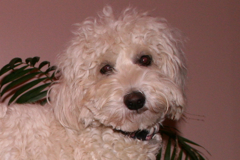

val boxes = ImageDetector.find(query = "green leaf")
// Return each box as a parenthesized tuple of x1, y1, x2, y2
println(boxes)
(9, 57, 22, 68)
(1, 72, 41, 96)
(24, 90, 48, 103)
(15, 83, 51, 104)
(0, 58, 24, 76)
(0, 63, 25, 76)
(50, 71, 56, 79)
(40, 98, 48, 105)
(30, 56, 40, 66)
(39, 61, 50, 70)
(0, 66, 32, 87)
(161, 126, 209, 160)
(160, 128, 176, 136)
(198, 154, 206, 160)
(177, 138, 199, 160)
(171, 143, 177, 160)
(45, 66, 56, 74)
(177, 135, 207, 160)
(177, 150, 183, 160)
(178, 136, 201, 147)
(8, 78, 47, 104)
(25, 57, 33, 64)
(165, 138, 172, 160)
(156, 149, 162, 160)
(0, 64, 11, 76)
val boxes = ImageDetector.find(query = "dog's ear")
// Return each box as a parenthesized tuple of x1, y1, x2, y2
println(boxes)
(50, 72, 94, 131)
(162, 50, 186, 121)
(158, 28, 187, 121)
(166, 94, 186, 120)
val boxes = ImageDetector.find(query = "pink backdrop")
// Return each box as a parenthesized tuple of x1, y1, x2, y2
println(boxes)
(1, 1, 239, 159)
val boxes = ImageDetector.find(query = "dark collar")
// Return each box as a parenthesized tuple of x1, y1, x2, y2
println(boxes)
(115, 129, 155, 141)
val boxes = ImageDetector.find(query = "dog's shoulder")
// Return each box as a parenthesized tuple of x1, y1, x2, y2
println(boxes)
(0, 103, 73, 159)
(0, 103, 59, 132)
(0, 103, 53, 120)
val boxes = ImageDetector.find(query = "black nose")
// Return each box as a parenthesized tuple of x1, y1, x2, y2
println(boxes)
(124, 91, 145, 110)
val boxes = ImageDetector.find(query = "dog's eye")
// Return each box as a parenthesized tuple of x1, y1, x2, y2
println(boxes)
(100, 64, 114, 74)
(138, 55, 152, 66)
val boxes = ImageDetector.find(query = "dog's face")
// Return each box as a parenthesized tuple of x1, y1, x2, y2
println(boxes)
(51, 6, 186, 137)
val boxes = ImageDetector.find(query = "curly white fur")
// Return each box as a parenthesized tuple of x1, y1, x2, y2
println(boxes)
(0, 6, 187, 160)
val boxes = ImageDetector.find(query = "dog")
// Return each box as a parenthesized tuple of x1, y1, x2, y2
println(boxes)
(0, 6, 187, 160)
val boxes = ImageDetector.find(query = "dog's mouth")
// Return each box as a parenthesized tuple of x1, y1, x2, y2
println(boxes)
(114, 126, 160, 141)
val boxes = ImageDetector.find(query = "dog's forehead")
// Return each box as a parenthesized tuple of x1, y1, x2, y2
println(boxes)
(95, 30, 156, 62)
(69, 15, 172, 72)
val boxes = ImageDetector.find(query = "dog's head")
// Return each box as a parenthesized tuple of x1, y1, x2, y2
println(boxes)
(50, 6, 187, 139)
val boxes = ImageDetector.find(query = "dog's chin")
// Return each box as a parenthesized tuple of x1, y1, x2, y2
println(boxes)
(113, 124, 160, 141)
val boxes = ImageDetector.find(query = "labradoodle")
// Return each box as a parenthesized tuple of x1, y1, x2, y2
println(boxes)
(0, 6, 187, 160)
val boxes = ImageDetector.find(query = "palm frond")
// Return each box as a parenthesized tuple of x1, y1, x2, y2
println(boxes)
(0, 57, 57, 105)
(157, 126, 209, 160)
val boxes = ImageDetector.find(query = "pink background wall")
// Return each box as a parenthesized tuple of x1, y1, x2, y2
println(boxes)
(1, 1, 239, 159)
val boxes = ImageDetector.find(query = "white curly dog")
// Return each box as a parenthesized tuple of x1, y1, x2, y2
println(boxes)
(0, 6, 187, 160)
